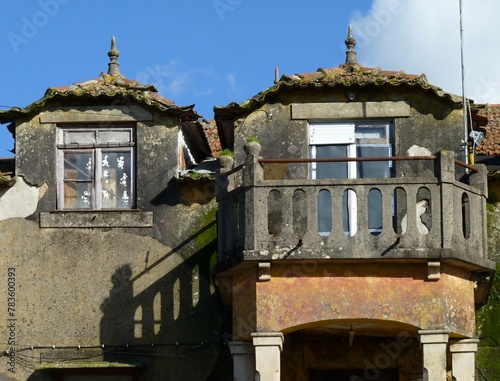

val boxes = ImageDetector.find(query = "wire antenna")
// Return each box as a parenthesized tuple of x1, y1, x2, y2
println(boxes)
(459, 0, 469, 165)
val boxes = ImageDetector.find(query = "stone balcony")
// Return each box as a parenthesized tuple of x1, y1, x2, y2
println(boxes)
(216, 144, 493, 282)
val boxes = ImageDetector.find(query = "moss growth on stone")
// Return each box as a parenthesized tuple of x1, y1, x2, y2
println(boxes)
(192, 206, 217, 246)
(476, 262, 500, 379)
(219, 148, 234, 158)
(476, 201, 500, 379)
(476, 348, 500, 380)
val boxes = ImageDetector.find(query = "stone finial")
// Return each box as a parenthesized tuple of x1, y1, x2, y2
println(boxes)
(107, 36, 120, 75)
(345, 25, 357, 65)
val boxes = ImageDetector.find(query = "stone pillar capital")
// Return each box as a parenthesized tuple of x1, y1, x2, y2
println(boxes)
(449, 339, 479, 353)
(450, 339, 478, 381)
(418, 329, 450, 344)
(229, 341, 255, 381)
(229, 340, 255, 355)
(251, 332, 284, 350)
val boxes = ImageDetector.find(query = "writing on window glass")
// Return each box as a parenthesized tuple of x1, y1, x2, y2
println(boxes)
(59, 125, 134, 210)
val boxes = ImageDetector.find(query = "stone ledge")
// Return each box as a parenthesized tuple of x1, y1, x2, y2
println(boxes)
(40, 105, 153, 123)
(40, 210, 153, 228)
(291, 101, 410, 119)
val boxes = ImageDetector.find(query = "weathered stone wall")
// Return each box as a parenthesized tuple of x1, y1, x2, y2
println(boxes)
(230, 86, 464, 178)
(0, 216, 220, 381)
(0, 105, 226, 381)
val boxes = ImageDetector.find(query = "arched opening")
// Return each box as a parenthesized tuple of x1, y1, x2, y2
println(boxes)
(281, 320, 421, 381)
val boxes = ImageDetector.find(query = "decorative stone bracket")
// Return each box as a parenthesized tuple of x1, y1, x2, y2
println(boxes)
(258, 262, 271, 281)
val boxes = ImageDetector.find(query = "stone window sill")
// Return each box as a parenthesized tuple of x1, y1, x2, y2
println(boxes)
(39, 210, 153, 228)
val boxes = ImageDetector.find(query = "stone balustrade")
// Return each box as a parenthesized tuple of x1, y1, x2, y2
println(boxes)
(216, 145, 488, 267)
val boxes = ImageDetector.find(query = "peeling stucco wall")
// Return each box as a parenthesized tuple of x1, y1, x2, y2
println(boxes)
(0, 177, 47, 220)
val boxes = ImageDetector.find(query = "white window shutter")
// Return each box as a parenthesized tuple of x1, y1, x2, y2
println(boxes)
(309, 123, 355, 145)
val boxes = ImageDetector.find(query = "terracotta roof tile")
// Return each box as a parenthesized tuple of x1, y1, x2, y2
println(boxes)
(475, 104, 500, 156)
(201, 119, 222, 157)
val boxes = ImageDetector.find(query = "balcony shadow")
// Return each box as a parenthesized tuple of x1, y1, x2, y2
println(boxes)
(151, 177, 215, 206)
(98, 225, 230, 380)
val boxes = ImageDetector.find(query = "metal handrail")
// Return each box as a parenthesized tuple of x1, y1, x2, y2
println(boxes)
(454, 159, 479, 173)
(256, 155, 479, 173)
(258, 155, 436, 164)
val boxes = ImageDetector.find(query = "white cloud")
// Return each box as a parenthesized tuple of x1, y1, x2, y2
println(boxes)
(349, 0, 500, 103)
(226, 73, 238, 93)
(135, 60, 214, 99)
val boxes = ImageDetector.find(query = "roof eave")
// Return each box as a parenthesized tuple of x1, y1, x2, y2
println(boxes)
(0, 93, 200, 124)
(214, 79, 463, 121)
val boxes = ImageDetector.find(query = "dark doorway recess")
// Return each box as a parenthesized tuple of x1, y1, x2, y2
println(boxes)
(310, 368, 398, 381)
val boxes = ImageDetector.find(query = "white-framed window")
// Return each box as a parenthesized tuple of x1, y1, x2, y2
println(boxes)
(309, 121, 393, 235)
(57, 124, 135, 210)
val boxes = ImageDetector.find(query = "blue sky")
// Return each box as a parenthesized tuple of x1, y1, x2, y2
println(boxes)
(1, 0, 500, 158)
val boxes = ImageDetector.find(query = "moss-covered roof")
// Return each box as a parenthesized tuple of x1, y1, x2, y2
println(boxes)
(214, 64, 463, 119)
(0, 72, 200, 124)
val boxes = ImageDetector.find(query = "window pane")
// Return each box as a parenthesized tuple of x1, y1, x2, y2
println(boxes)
(368, 188, 383, 233)
(343, 189, 357, 236)
(97, 130, 132, 144)
(355, 126, 386, 139)
(315, 145, 348, 179)
(64, 153, 92, 180)
(100, 151, 132, 209)
(357, 145, 391, 179)
(318, 189, 332, 236)
(63, 130, 96, 145)
(64, 181, 92, 209)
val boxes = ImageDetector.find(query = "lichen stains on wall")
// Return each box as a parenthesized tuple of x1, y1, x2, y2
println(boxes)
(251, 263, 475, 337)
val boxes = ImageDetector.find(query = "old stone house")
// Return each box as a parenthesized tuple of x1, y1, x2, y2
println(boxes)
(214, 28, 495, 381)
(0, 30, 497, 381)
(0, 38, 222, 381)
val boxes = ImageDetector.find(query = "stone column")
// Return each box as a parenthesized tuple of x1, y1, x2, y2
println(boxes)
(229, 341, 255, 381)
(418, 330, 449, 381)
(252, 332, 284, 381)
(450, 339, 478, 381)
